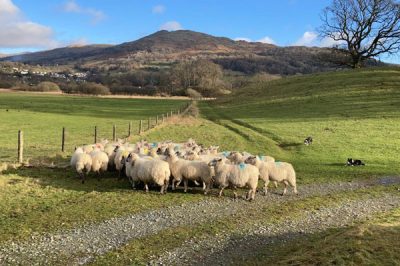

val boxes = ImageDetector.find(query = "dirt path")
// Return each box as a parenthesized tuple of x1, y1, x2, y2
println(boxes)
(0, 177, 399, 265)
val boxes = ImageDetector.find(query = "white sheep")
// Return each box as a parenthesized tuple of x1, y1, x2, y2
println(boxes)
(208, 158, 259, 201)
(245, 156, 297, 195)
(114, 146, 133, 177)
(126, 154, 170, 194)
(227, 151, 275, 164)
(70, 147, 92, 183)
(166, 149, 212, 194)
(90, 150, 109, 177)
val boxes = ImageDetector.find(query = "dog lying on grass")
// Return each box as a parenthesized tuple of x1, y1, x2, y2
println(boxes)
(347, 158, 365, 166)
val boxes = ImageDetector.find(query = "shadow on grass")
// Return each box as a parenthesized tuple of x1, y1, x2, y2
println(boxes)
(2, 166, 217, 196)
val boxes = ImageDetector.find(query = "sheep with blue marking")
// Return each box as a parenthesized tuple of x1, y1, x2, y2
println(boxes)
(208, 158, 259, 201)
(245, 156, 297, 196)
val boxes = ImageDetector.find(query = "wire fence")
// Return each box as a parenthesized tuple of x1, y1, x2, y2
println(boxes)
(2, 102, 192, 164)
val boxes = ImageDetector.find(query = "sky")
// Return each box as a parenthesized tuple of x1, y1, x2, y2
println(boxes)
(0, 0, 398, 63)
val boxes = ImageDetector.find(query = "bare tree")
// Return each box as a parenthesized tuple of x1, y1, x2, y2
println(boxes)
(320, 0, 400, 68)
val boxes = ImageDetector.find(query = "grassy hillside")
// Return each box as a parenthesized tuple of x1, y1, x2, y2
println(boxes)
(0, 93, 187, 162)
(142, 67, 400, 184)
(0, 67, 399, 264)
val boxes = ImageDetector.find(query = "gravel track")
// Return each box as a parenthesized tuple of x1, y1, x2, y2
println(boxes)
(0, 176, 399, 265)
(152, 194, 400, 265)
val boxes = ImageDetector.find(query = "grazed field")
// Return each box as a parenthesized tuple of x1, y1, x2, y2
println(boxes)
(0, 93, 187, 163)
(0, 67, 399, 265)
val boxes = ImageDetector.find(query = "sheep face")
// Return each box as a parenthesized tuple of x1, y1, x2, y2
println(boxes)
(208, 158, 222, 167)
(245, 156, 257, 165)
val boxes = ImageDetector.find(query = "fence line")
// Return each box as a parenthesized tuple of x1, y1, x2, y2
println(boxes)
(12, 102, 192, 163)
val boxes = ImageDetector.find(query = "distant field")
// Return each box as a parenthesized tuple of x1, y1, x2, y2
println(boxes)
(0, 93, 187, 162)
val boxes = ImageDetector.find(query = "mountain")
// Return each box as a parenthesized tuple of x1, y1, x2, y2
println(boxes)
(1, 30, 385, 75)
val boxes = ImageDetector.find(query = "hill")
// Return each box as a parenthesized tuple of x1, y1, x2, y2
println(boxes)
(2, 30, 384, 75)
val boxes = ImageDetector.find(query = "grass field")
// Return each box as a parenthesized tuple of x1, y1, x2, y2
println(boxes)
(0, 67, 399, 264)
(0, 93, 187, 163)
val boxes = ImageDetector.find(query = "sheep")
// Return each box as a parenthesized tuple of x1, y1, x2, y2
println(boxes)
(90, 150, 109, 177)
(245, 156, 297, 196)
(125, 154, 170, 194)
(227, 151, 275, 164)
(208, 158, 259, 201)
(166, 149, 212, 194)
(82, 144, 95, 154)
(70, 147, 92, 183)
(114, 146, 133, 177)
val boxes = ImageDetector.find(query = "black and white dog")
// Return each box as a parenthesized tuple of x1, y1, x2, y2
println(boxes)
(347, 158, 365, 166)
(304, 136, 313, 145)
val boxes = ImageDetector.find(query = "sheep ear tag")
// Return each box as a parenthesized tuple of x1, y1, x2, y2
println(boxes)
(239, 163, 246, 170)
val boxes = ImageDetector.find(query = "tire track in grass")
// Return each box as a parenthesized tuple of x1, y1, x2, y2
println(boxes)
(0, 177, 398, 265)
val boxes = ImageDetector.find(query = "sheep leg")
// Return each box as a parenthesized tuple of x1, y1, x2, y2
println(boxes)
(264, 179, 270, 196)
(273, 181, 278, 188)
(248, 188, 256, 201)
(204, 182, 211, 195)
(218, 187, 225, 197)
(79, 172, 85, 184)
(131, 181, 136, 190)
(183, 179, 188, 193)
(164, 180, 168, 194)
(282, 180, 289, 196)
(202, 182, 206, 190)
(144, 183, 149, 193)
(160, 185, 165, 194)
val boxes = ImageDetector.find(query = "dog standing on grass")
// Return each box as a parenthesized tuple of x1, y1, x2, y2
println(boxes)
(304, 136, 313, 145)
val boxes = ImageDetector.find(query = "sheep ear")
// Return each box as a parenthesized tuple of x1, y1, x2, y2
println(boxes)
(217, 158, 222, 161)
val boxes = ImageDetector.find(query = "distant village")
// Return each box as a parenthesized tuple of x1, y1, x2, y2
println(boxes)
(10, 67, 88, 81)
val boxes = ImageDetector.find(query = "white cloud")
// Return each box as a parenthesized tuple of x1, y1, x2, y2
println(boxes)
(160, 21, 182, 31)
(257, 36, 276, 45)
(0, 0, 59, 49)
(62, 0, 105, 25)
(234, 37, 252, 42)
(152, 5, 165, 14)
(0, 0, 19, 15)
(293, 31, 318, 46)
(292, 31, 346, 48)
(67, 38, 89, 47)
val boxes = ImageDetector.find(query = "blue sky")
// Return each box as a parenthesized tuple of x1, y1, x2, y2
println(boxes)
(0, 0, 398, 63)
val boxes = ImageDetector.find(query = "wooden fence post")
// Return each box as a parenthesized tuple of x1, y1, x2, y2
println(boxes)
(171, 110, 173, 117)
(162, 114, 165, 123)
(94, 126, 97, 143)
(18, 130, 23, 164)
(128, 122, 131, 137)
(156, 115, 158, 125)
(148, 118, 151, 130)
(139, 120, 142, 134)
(62, 127, 66, 152)
(113, 125, 116, 141)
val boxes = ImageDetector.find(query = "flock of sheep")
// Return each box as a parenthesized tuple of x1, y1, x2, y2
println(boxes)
(70, 138, 297, 201)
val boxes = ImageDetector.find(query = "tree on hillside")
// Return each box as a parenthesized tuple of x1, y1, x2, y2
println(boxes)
(171, 60, 224, 96)
(319, 0, 400, 68)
